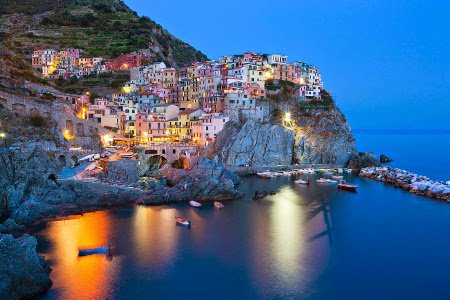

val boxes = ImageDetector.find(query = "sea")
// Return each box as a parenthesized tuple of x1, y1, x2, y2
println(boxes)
(33, 130, 450, 299)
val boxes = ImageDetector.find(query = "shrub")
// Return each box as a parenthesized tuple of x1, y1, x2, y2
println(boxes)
(172, 158, 184, 169)
(29, 114, 45, 127)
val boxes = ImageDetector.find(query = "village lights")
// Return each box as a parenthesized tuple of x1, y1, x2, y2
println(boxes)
(102, 134, 113, 146)
(284, 112, 291, 123)
(122, 86, 132, 93)
(63, 129, 75, 140)
(0, 132, 6, 138)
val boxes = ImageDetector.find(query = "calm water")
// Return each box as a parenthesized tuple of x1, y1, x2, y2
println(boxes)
(33, 133, 450, 299)
(354, 130, 450, 181)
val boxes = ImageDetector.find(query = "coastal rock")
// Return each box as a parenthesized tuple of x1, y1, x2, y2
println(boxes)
(209, 104, 356, 167)
(346, 152, 380, 170)
(0, 234, 52, 299)
(360, 166, 450, 201)
(294, 106, 356, 166)
(380, 154, 393, 163)
(142, 157, 242, 203)
(213, 121, 295, 167)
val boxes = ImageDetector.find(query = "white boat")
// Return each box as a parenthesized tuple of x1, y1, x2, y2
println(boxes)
(79, 154, 96, 162)
(189, 200, 202, 207)
(257, 172, 273, 179)
(332, 175, 344, 180)
(69, 147, 82, 151)
(175, 217, 191, 226)
(119, 153, 134, 159)
(316, 178, 338, 184)
(294, 179, 310, 185)
(105, 147, 117, 153)
(214, 201, 224, 209)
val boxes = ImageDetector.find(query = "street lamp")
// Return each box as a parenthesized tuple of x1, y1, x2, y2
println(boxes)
(0, 132, 6, 146)
(284, 112, 291, 123)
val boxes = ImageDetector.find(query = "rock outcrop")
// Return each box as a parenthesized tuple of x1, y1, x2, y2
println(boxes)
(210, 104, 356, 167)
(293, 104, 356, 165)
(360, 167, 450, 201)
(0, 234, 52, 299)
(214, 121, 295, 167)
(141, 157, 242, 204)
(380, 154, 393, 163)
(0, 144, 147, 225)
(346, 152, 381, 170)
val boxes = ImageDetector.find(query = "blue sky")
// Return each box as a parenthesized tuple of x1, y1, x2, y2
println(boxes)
(125, 0, 449, 129)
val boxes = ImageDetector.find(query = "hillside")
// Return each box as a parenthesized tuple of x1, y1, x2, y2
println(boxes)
(0, 0, 208, 90)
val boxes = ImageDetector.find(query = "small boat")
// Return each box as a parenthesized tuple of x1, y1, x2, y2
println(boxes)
(257, 172, 272, 179)
(337, 181, 358, 192)
(332, 175, 344, 180)
(119, 153, 134, 159)
(294, 179, 310, 185)
(316, 178, 338, 184)
(69, 147, 82, 151)
(189, 200, 202, 207)
(78, 245, 110, 256)
(175, 217, 191, 226)
(214, 201, 224, 209)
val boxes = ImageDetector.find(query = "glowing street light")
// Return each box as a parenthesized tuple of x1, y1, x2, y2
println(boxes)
(0, 132, 6, 138)
(284, 112, 291, 123)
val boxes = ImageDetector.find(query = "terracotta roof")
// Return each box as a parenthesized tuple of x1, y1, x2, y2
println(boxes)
(179, 108, 199, 115)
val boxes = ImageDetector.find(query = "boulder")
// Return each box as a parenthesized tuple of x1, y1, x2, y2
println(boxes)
(346, 152, 380, 170)
(380, 154, 393, 163)
(0, 234, 52, 299)
(158, 157, 242, 202)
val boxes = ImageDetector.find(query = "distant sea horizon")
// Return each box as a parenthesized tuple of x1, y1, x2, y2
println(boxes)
(353, 129, 450, 135)
(353, 129, 449, 181)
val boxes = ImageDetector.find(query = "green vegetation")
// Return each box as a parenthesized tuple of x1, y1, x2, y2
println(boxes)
(53, 72, 129, 95)
(1, 0, 208, 87)
(2, 0, 207, 64)
(28, 114, 46, 127)
(265, 80, 280, 91)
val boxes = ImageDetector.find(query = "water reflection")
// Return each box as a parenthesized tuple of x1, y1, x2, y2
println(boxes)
(42, 211, 119, 299)
(249, 183, 330, 297)
(269, 186, 305, 284)
(132, 207, 178, 270)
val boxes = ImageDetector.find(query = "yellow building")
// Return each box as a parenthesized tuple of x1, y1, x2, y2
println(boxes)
(167, 108, 202, 142)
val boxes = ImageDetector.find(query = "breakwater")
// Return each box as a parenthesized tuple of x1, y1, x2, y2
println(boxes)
(360, 167, 450, 201)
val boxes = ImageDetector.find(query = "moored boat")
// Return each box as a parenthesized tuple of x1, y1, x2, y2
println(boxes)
(175, 217, 191, 226)
(332, 175, 344, 180)
(257, 172, 273, 179)
(294, 179, 310, 185)
(119, 153, 134, 159)
(316, 178, 338, 184)
(214, 201, 224, 209)
(337, 181, 358, 192)
(189, 200, 202, 207)
(78, 245, 110, 256)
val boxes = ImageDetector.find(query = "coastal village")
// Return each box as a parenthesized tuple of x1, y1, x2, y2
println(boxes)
(30, 49, 323, 146)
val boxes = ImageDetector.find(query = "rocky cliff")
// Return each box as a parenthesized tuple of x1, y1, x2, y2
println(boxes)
(209, 100, 356, 167)
(0, 234, 52, 299)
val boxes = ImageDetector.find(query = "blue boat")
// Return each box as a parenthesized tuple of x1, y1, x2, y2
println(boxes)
(78, 245, 110, 256)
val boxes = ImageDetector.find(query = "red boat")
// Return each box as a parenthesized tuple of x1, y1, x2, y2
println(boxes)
(337, 181, 358, 192)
